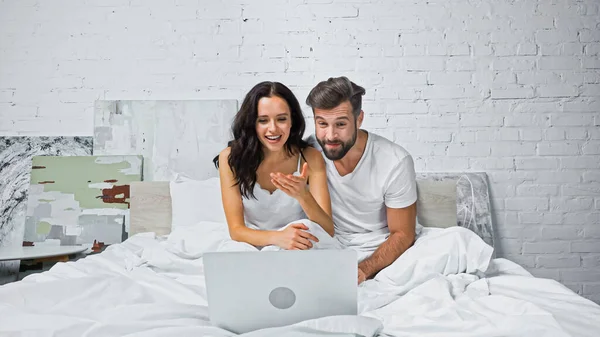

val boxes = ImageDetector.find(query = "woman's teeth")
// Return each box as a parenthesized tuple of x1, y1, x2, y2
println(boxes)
(266, 135, 281, 141)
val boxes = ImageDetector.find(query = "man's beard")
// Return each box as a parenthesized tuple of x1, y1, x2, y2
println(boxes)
(317, 129, 357, 161)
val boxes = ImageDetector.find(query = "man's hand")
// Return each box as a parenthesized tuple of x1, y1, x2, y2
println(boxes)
(357, 266, 367, 285)
(272, 223, 319, 250)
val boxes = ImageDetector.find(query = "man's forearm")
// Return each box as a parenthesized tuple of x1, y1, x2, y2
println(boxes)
(358, 231, 414, 279)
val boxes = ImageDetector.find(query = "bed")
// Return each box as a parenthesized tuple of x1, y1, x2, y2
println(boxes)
(1, 170, 599, 337)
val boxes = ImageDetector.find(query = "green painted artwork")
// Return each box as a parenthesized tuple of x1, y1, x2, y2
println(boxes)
(24, 155, 143, 246)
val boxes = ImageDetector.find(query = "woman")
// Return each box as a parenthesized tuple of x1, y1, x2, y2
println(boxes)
(213, 81, 334, 250)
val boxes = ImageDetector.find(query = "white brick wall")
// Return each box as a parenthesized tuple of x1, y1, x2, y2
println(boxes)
(1, 0, 599, 302)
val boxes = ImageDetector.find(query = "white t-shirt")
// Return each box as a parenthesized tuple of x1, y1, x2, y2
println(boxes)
(307, 131, 418, 252)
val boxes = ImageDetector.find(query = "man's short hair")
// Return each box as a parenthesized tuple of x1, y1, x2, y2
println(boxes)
(306, 76, 366, 118)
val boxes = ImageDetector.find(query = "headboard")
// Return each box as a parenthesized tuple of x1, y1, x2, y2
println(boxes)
(129, 172, 495, 248)
(129, 181, 171, 236)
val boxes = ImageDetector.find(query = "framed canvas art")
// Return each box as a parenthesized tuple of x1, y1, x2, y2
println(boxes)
(93, 99, 238, 181)
(23, 155, 143, 246)
(0, 136, 92, 284)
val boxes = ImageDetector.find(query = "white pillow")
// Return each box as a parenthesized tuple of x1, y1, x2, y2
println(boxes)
(169, 175, 228, 229)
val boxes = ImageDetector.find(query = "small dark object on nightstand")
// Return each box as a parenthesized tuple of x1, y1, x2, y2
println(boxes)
(91, 240, 107, 254)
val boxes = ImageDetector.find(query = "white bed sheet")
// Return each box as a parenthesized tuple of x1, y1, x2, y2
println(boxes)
(0, 221, 599, 337)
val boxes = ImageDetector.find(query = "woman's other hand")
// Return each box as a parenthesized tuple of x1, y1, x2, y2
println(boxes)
(270, 162, 309, 200)
(272, 223, 319, 250)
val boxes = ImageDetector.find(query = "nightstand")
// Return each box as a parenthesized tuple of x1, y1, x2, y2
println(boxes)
(0, 245, 88, 280)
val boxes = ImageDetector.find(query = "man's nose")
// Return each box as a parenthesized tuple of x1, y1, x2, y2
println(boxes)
(326, 126, 337, 139)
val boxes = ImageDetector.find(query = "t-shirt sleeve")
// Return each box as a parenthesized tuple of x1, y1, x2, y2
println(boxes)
(384, 154, 418, 209)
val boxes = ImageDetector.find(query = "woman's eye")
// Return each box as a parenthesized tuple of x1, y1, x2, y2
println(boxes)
(277, 118, 288, 122)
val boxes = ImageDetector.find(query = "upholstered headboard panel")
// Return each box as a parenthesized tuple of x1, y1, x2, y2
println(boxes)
(129, 181, 171, 236)
(415, 172, 494, 248)
(129, 172, 495, 248)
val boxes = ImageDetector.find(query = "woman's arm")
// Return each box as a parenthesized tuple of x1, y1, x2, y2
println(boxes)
(271, 148, 335, 236)
(218, 148, 319, 248)
(299, 148, 334, 236)
(218, 147, 274, 247)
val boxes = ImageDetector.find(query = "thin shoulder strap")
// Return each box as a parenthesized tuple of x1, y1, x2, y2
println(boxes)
(297, 150, 302, 172)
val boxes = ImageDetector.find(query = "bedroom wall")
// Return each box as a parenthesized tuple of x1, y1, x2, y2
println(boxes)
(0, 0, 598, 301)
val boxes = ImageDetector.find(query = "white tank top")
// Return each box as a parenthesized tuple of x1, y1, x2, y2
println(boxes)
(242, 153, 306, 231)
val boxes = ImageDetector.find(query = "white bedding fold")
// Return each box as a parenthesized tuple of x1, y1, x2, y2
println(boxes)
(1, 220, 599, 337)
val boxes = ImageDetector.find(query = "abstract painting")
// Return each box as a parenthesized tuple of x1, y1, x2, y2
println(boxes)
(23, 155, 142, 247)
(0, 136, 92, 284)
(93, 100, 238, 181)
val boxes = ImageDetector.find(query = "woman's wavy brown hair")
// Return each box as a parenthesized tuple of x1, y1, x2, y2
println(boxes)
(213, 81, 309, 199)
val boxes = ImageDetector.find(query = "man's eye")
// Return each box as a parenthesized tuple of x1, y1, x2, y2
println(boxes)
(336, 123, 346, 127)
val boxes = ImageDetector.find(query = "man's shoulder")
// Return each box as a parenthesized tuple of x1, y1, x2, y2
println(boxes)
(368, 131, 412, 162)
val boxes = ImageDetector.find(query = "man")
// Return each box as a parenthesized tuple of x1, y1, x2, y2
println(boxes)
(305, 76, 418, 284)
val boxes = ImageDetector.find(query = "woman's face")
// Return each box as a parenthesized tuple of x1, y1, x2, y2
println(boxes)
(255, 95, 292, 153)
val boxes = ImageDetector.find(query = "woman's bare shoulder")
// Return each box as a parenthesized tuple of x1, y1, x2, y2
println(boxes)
(217, 147, 233, 171)
(220, 146, 232, 157)
(301, 146, 326, 171)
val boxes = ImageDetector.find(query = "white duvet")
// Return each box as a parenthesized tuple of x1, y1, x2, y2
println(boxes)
(1, 221, 599, 337)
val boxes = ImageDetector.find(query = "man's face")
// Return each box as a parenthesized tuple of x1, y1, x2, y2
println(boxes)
(313, 101, 362, 161)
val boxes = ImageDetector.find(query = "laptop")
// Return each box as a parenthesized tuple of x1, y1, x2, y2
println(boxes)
(203, 249, 358, 334)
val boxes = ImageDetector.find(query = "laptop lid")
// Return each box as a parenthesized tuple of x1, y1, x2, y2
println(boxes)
(204, 249, 357, 334)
